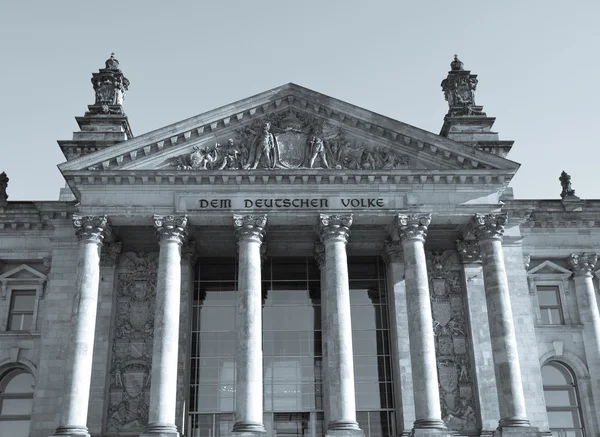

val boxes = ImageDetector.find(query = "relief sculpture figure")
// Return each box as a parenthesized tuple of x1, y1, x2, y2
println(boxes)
(247, 122, 277, 169)
(308, 136, 329, 168)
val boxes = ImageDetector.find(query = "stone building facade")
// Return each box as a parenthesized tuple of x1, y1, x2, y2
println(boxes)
(0, 55, 599, 437)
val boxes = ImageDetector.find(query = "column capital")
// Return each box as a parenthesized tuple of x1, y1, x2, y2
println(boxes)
(456, 239, 481, 264)
(568, 253, 597, 277)
(154, 215, 188, 245)
(318, 213, 353, 244)
(381, 239, 402, 264)
(73, 215, 110, 244)
(313, 241, 326, 268)
(394, 213, 431, 244)
(234, 214, 267, 243)
(100, 242, 122, 267)
(469, 213, 507, 241)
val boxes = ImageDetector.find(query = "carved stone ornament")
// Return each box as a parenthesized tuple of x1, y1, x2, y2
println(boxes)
(89, 53, 130, 115)
(523, 254, 531, 271)
(0, 171, 8, 206)
(181, 241, 197, 266)
(233, 214, 267, 243)
(394, 214, 431, 243)
(441, 55, 485, 117)
(313, 241, 326, 268)
(43, 257, 52, 274)
(154, 215, 188, 244)
(469, 213, 507, 241)
(101, 242, 123, 267)
(107, 252, 158, 433)
(456, 240, 481, 264)
(318, 214, 353, 244)
(568, 253, 597, 277)
(170, 109, 410, 171)
(381, 239, 402, 264)
(73, 215, 110, 243)
(559, 171, 577, 199)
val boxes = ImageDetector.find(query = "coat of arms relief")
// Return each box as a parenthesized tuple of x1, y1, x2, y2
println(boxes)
(170, 109, 410, 171)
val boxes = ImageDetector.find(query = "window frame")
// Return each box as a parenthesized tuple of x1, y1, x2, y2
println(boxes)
(0, 368, 35, 435)
(0, 264, 47, 333)
(526, 261, 572, 326)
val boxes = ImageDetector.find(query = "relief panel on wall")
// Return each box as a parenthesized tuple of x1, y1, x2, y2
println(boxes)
(106, 252, 158, 434)
(427, 250, 477, 431)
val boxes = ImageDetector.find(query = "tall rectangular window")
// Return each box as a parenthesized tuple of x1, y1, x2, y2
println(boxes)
(537, 286, 564, 325)
(8, 291, 36, 331)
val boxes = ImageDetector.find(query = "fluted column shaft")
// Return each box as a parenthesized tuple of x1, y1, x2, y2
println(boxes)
(55, 215, 109, 437)
(233, 215, 267, 434)
(143, 215, 188, 437)
(471, 214, 529, 428)
(395, 214, 445, 430)
(318, 214, 361, 433)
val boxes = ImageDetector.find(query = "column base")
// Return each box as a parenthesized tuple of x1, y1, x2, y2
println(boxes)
(51, 425, 90, 437)
(494, 426, 541, 437)
(326, 428, 364, 437)
(232, 421, 267, 436)
(140, 422, 179, 437)
(411, 420, 450, 437)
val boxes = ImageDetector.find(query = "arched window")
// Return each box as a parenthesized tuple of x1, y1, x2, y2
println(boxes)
(542, 362, 584, 437)
(0, 369, 35, 437)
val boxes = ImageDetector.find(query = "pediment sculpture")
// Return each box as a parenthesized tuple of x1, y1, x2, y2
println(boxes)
(171, 110, 409, 171)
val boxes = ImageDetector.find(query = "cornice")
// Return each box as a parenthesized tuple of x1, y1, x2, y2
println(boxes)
(59, 85, 520, 173)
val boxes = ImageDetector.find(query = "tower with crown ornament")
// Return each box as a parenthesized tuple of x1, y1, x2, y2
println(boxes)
(57, 54, 133, 200)
(439, 56, 514, 158)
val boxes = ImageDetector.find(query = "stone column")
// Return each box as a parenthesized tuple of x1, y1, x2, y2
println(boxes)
(456, 240, 500, 434)
(314, 242, 330, 429)
(382, 241, 415, 436)
(470, 214, 529, 429)
(568, 253, 600, 427)
(394, 214, 446, 435)
(53, 215, 110, 437)
(142, 215, 188, 437)
(317, 214, 362, 436)
(232, 214, 267, 435)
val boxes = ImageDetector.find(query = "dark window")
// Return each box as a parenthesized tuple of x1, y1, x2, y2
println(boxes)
(542, 362, 584, 437)
(0, 369, 35, 437)
(537, 286, 564, 325)
(8, 291, 36, 331)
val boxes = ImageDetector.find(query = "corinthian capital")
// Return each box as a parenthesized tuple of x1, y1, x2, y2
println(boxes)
(456, 239, 481, 264)
(470, 213, 507, 241)
(568, 253, 597, 277)
(154, 215, 188, 244)
(233, 214, 267, 243)
(101, 242, 123, 267)
(318, 214, 353, 244)
(73, 215, 110, 244)
(394, 214, 431, 244)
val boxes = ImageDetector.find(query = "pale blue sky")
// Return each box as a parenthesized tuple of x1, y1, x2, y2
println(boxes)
(1, 1, 598, 200)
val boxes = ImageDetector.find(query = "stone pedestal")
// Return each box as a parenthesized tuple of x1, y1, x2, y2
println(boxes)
(232, 215, 268, 436)
(53, 215, 110, 437)
(471, 214, 529, 429)
(318, 214, 363, 437)
(394, 214, 447, 433)
(141, 215, 188, 437)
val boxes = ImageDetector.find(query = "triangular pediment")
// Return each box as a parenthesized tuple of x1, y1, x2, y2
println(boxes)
(0, 264, 47, 282)
(59, 83, 519, 177)
(527, 260, 572, 278)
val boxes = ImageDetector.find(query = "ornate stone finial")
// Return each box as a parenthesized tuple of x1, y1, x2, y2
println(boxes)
(154, 215, 188, 245)
(89, 53, 130, 115)
(313, 241, 326, 269)
(568, 253, 597, 277)
(394, 214, 432, 244)
(318, 214, 353, 244)
(469, 213, 507, 241)
(73, 215, 110, 244)
(101, 242, 123, 267)
(451, 54, 464, 71)
(381, 239, 402, 264)
(233, 214, 267, 243)
(441, 56, 485, 117)
(559, 171, 576, 199)
(0, 171, 8, 206)
(456, 240, 481, 264)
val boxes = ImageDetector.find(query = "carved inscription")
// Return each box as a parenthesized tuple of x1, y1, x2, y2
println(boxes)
(106, 252, 158, 434)
(427, 250, 477, 431)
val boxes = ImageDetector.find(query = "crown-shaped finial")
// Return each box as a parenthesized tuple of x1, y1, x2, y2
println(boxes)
(105, 52, 119, 70)
(450, 54, 464, 71)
